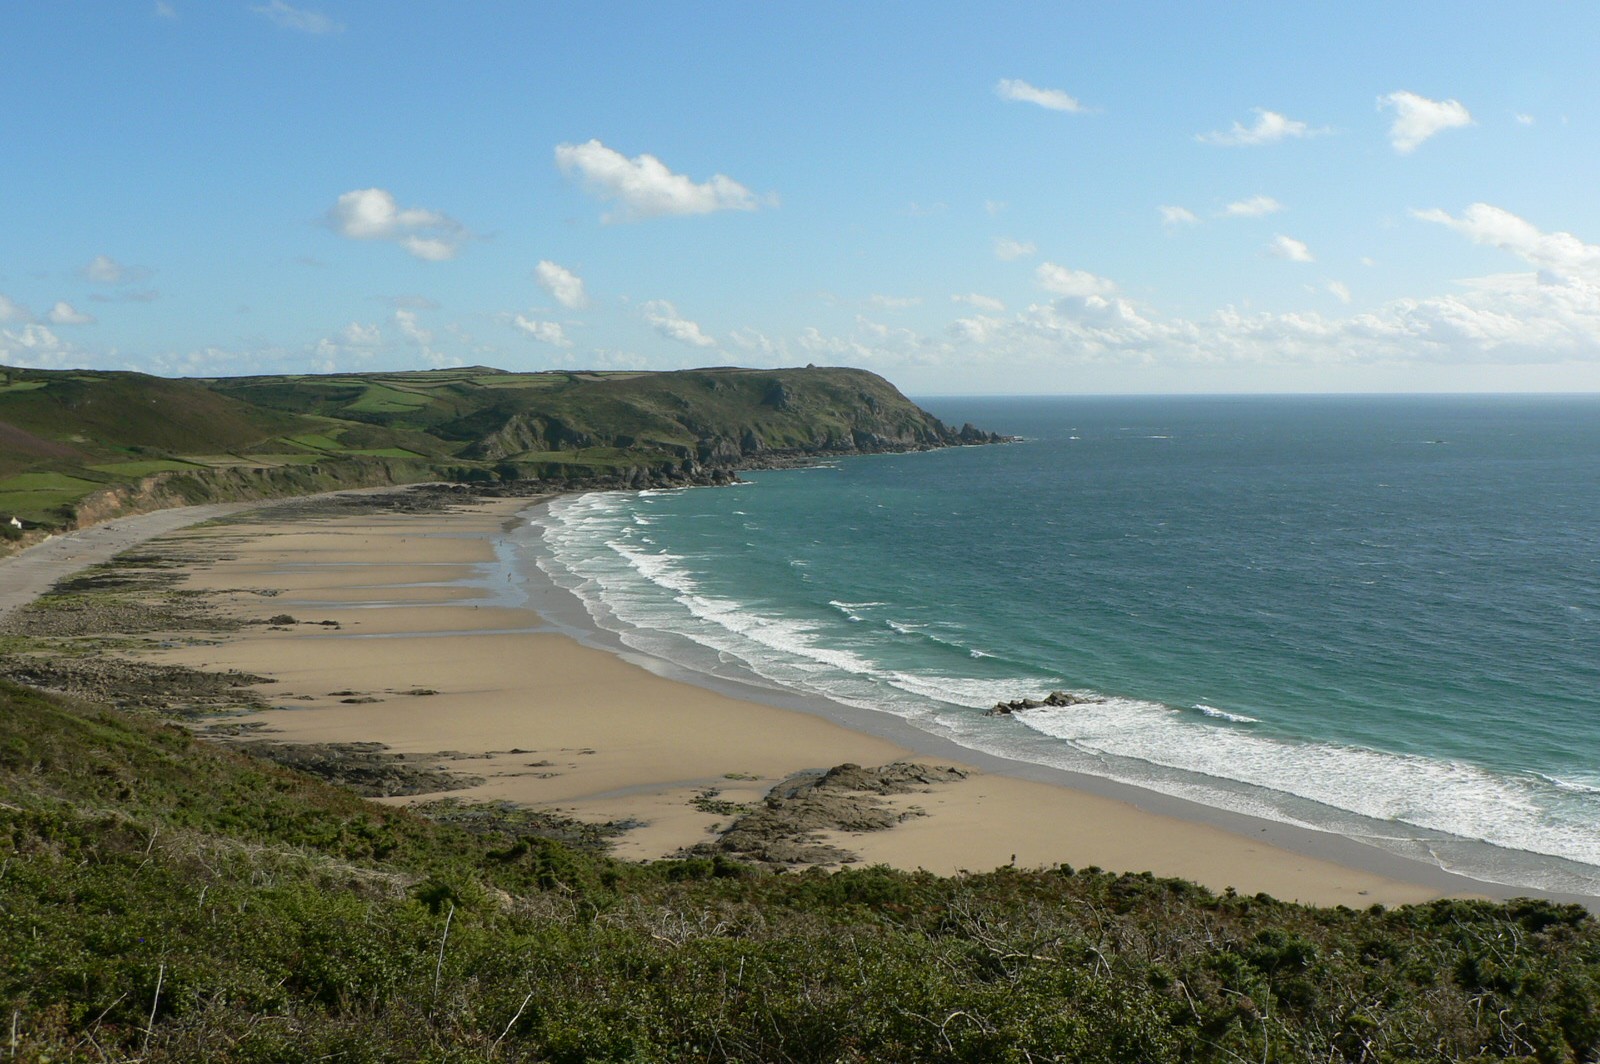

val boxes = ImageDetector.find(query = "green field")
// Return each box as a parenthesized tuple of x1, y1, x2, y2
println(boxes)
(0, 471, 105, 519)
(0, 363, 978, 531)
(87, 459, 207, 476)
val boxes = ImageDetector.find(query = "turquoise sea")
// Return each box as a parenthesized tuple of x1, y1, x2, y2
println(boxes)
(523, 396, 1600, 896)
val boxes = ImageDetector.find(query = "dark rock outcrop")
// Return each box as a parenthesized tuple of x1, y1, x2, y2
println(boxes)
(692, 761, 968, 867)
(985, 691, 1104, 717)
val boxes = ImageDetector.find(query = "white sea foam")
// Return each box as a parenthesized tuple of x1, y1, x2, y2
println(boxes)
(1193, 703, 1259, 724)
(1014, 698, 1600, 868)
(529, 487, 1600, 888)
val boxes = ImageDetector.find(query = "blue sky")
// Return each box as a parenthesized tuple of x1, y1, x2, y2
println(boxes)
(4, 2, 1599, 394)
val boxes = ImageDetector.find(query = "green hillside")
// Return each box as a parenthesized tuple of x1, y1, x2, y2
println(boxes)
(5, 677, 1599, 1061)
(0, 364, 996, 536)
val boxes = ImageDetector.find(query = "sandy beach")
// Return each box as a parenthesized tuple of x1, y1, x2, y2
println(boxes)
(24, 492, 1495, 908)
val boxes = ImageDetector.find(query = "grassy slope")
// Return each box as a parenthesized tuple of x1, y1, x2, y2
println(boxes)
(0, 365, 964, 528)
(4, 676, 1600, 1062)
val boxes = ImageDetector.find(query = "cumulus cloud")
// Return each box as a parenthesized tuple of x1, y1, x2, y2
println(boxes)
(953, 293, 1006, 313)
(994, 237, 1037, 261)
(1380, 91, 1472, 153)
(995, 78, 1087, 113)
(1327, 281, 1352, 305)
(1515, 112, 1535, 126)
(0, 295, 31, 322)
(0, 324, 94, 370)
(1036, 262, 1117, 298)
(555, 139, 767, 222)
(641, 300, 716, 347)
(726, 328, 789, 363)
(1198, 109, 1320, 146)
(870, 294, 922, 310)
(763, 209, 1600, 377)
(535, 260, 588, 309)
(1270, 235, 1315, 262)
(47, 302, 95, 325)
(400, 236, 457, 262)
(1159, 205, 1200, 227)
(310, 322, 382, 373)
(389, 308, 458, 366)
(1413, 203, 1600, 283)
(340, 321, 382, 347)
(327, 188, 465, 260)
(512, 317, 573, 348)
(252, 1, 342, 34)
(1222, 195, 1285, 218)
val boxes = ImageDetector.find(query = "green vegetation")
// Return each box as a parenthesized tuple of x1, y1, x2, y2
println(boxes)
(0, 364, 992, 541)
(87, 459, 208, 476)
(0, 470, 106, 521)
(4, 674, 1600, 1061)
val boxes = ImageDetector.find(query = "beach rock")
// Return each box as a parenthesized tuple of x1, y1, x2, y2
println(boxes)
(985, 691, 1103, 716)
(227, 739, 486, 798)
(691, 761, 967, 868)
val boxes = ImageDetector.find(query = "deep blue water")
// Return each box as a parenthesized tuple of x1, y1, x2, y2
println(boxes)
(528, 396, 1600, 893)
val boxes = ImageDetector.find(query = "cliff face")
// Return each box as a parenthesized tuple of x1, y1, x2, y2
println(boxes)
(452, 367, 1002, 475)
(0, 364, 1004, 539)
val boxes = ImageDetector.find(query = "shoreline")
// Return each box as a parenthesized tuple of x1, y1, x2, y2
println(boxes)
(5, 487, 1592, 908)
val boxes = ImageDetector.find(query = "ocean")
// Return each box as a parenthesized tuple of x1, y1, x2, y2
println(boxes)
(519, 395, 1600, 896)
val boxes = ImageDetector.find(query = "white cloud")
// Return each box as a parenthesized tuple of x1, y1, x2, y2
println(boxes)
(1270, 235, 1315, 262)
(953, 293, 1006, 313)
(1036, 262, 1117, 298)
(1516, 112, 1536, 126)
(870, 294, 922, 310)
(1326, 281, 1352, 305)
(1198, 108, 1318, 146)
(252, 1, 343, 34)
(994, 237, 1037, 261)
(340, 321, 381, 347)
(400, 236, 457, 262)
(995, 78, 1087, 113)
(47, 302, 95, 325)
(727, 327, 789, 362)
(0, 295, 31, 322)
(394, 308, 432, 345)
(0, 324, 93, 370)
(641, 300, 716, 347)
(1222, 195, 1285, 218)
(512, 317, 573, 348)
(555, 139, 766, 222)
(154, 2, 176, 18)
(984, 200, 1007, 217)
(1159, 205, 1200, 227)
(327, 188, 465, 260)
(389, 308, 459, 366)
(535, 260, 588, 309)
(82, 254, 151, 285)
(1412, 202, 1600, 283)
(1380, 91, 1472, 153)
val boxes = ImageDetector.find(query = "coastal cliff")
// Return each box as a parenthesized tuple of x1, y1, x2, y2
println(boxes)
(0, 364, 1001, 547)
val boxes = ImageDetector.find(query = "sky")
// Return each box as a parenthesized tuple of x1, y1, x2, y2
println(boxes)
(4, 2, 1600, 395)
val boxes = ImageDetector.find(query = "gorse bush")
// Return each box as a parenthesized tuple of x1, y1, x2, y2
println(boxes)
(3, 677, 1599, 1062)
